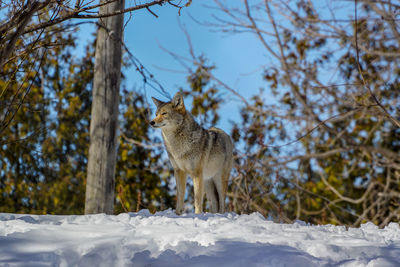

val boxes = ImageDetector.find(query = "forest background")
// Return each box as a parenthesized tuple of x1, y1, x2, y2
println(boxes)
(1, 0, 399, 228)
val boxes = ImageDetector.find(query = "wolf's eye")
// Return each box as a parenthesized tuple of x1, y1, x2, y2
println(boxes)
(161, 112, 168, 115)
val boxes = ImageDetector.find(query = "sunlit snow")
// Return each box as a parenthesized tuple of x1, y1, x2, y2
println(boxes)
(1, 210, 399, 266)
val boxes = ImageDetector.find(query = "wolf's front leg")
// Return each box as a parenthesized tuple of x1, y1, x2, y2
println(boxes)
(175, 169, 187, 215)
(193, 176, 204, 214)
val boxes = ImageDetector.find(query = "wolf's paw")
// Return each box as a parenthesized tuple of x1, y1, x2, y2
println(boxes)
(175, 208, 184, 215)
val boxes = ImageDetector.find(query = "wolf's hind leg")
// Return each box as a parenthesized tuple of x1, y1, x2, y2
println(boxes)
(213, 173, 227, 213)
(205, 179, 219, 213)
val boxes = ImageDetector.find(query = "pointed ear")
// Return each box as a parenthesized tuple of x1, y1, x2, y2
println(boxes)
(172, 92, 185, 110)
(152, 97, 164, 108)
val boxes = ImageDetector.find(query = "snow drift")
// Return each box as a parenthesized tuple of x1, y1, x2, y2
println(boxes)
(0, 210, 399, 266)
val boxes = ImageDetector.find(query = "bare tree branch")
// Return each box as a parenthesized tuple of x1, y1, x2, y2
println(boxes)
(354, 0, 400, 128)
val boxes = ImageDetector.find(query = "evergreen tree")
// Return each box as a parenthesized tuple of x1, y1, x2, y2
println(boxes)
(0, 19, 79, 213)
(0, 27, 173, 215)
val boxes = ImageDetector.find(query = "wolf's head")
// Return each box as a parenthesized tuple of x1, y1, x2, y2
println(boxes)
(150, 92, 186, 130)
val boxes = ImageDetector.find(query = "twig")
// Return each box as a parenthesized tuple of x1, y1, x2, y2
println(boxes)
(0, 0, 50, 67)
(95, 21, 170, 99)
(309, 83, 362, 89)
(0, 126, 48, 145)
(146, 6, 158, 18)
(354, 0, 400, 128)
(0, 48, 48, 135)
(120, 131, 163, 148)
(262, 106, 367, 149)
(136, 190, 142, 212)
(13, 0, 186, 39)
(118, 185, 130, 213)
(318, 170, 375, 204)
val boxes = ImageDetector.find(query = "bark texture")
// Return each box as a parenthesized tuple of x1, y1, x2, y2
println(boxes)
(85, 0, 125, 214)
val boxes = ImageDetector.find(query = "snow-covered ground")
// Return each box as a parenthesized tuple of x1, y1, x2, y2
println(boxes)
(0, 210, 399, 267)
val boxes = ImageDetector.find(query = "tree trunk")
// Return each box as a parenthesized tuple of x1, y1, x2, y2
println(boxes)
(85, 0, 125, 214)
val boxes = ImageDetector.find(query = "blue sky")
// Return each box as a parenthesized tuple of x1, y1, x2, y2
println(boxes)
(74, 0, 356, 140)
(124, 1, 267, 100)
(76, 1, 269, 132)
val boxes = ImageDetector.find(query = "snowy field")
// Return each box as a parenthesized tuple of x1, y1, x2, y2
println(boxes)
(0, 210, 400, 267)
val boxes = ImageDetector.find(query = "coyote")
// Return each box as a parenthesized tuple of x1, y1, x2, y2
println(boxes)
(150, 92, 233, 214)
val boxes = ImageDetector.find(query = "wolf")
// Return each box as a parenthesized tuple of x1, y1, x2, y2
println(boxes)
(150, 92, 233, 214)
